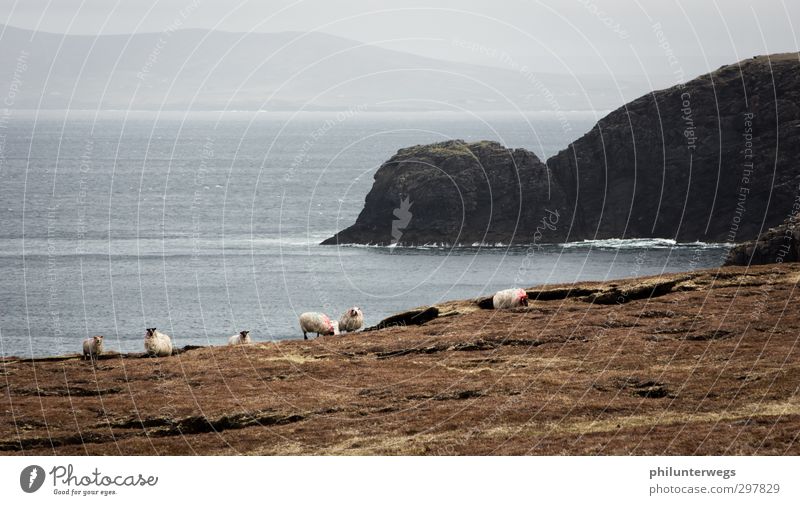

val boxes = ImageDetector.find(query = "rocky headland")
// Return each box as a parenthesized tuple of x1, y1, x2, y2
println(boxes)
(324, 53, 800, 247)
(725, 215, 800, 265)
(2, 264, 799, 455)
(322, 140, 566, 245)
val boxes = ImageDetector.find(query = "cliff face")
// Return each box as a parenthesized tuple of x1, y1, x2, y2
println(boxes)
(547, 52, 800, 242)
(324, 53, 800, 246)
(322, 140, 568, 245)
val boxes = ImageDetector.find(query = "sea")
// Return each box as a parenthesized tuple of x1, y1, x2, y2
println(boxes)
(0, 110, 731, 357)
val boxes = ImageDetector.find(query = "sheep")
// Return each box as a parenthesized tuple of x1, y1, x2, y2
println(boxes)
(82, 335, 104, 360)
(298, 312, 336, 340)
(144, 327, 173, 357)
(339, 307, 364, 333)
(228, 330, 252, 345)
(492, 288, 529, 309)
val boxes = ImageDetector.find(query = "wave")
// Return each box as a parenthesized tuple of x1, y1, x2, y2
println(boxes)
(338, 238, 733, 252)
(559, 238, 733, 250)
(339, 241, 509, 250)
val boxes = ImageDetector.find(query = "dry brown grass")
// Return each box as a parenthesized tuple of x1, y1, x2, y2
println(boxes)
(1, 263, 799, 455)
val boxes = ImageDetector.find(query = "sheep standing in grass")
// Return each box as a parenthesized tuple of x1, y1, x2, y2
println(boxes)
(228, 330, 252, 345)
(82, 335, 104, 360)
(299, 312, 336, 340)
(144, 328, 173, 357)
(339, 307, 364, 333)
(492, 288, 529, 309)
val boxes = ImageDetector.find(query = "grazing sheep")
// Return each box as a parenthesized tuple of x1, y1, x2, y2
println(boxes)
(228, 330, 252, 345)
(339, 307, 364, 333)
(82, 335, 104, 360)
(144, 327, 173, 357)
(492, 288, 529, 309)
(299, 312, 335, 340)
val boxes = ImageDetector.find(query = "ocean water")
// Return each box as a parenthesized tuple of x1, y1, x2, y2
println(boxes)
(0, 110, 730, 357)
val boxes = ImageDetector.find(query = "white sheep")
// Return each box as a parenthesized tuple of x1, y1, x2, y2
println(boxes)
(299, 312, 336, 340)
(492, 288, 529, 309)
(144, 327, 173, 357)
(339, 307, 364, 333)
(82, 335, 104, 360)
(228, 330, 252, 345)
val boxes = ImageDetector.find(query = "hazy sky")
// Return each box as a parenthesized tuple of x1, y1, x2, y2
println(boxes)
(2, 0, 798, 80)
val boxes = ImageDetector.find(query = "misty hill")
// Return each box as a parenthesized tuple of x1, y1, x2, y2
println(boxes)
(0, 24, 641, 111)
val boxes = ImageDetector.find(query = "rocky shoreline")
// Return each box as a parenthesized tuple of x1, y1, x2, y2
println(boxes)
(725, 215, 800, 265)
(2, 263, 798, 455)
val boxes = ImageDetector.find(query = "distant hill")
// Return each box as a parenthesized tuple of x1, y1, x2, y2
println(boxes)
(0, 24, 642, 111)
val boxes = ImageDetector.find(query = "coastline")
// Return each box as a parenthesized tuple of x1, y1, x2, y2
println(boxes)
(2, 263, 799, 455)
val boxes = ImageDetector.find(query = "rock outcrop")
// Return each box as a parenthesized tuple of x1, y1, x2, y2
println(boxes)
(724, 215, 800, 265)
(324, 53, 800, 246)
(322, 140, 567, 245)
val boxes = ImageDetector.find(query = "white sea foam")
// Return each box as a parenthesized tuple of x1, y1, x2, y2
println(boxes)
(336, 238, 732, 251)
(559, 238, 733, 250)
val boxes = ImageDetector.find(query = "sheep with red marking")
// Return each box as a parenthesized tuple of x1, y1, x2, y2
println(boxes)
(338, 307, 364, 333)
(492, 288, 529, 309)
(299, 312, 336, 340)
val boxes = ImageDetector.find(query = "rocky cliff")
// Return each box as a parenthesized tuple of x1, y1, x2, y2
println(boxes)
(322, 140, 568, 245)
(725, 215, 800, 265)
(324, 53, 800, 246)
(547, 52, 800, 243)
